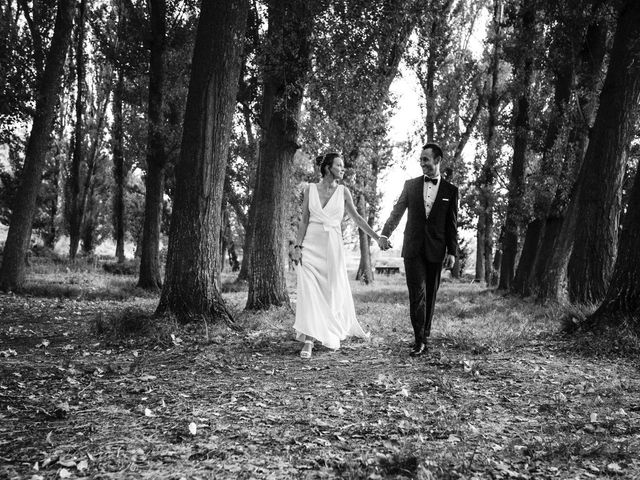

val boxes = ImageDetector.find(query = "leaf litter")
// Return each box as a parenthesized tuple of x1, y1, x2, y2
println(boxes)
(1, 285, 640, 479)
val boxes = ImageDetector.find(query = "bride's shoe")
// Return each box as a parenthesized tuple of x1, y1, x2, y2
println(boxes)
(300, 340, 314, 359)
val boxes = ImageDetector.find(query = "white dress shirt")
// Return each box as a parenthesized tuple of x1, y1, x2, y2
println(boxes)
(423, 175, 441, 219)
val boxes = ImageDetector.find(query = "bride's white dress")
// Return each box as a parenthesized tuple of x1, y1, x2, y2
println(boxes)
(293, 183, 368, 349)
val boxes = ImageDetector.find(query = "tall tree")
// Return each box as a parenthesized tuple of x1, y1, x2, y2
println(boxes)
(475, 0, 502, 284)
(498, 0, 536, 290)
(231, 1, 260, 284)
(246, 0, 315, 309)
(566, 0, 640, 304)
(68, 0, 87, 260)
(138, 0, 167, 290)
(112, 0, 126, 263)
(0, 0, 75, 292)
(157, 0, 249, 322)
(112, 69, 126, 262)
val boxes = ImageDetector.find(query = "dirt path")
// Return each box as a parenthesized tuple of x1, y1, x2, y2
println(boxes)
(1, 290, 639, 479)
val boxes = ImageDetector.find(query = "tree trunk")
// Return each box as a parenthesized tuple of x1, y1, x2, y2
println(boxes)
(492, 240, 502, 286)
(68, 0, 86, 260)
(112, 68, 126, 263)
(246, 0, 313, 310)
(355, 193, 374, 283)
(75, 90, 109, 247)
(424, 18, 437, 142)
(233, 102, 258, 284)
(353, 146, 378, 285)
(138, 0, 167, 290)
(0, 0, 74, 292)
(451, 87, 484, 167)
(220, 200, 229, 274)
(81, 182, 96, 254)
(156, 0, 249, 323)
(236, 194, 255, 283)
(567, 0, 640, 304)
(221, 203, 239, 272)
(483, 208, 495, 285)
(586, 167, 640, 326)
(475, 212, 485, 282)
(499, 1, 535, 291)
(45, 151, 61, 248)
(475, 0, 501, 286)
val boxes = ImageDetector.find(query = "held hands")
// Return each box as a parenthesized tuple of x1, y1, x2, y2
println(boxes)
(377, 236, 391, 251)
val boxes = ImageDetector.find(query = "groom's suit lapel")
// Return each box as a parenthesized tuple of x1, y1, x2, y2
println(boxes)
(413, 177, 426, 220)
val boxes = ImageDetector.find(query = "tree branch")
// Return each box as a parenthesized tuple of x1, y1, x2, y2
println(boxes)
(17, 0, 44, 77)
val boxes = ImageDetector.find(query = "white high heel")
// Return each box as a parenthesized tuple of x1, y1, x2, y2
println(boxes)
(300, 340, 314, 359)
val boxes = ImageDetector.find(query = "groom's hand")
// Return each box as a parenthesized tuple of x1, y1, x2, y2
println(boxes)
(444, 254, 455, 269)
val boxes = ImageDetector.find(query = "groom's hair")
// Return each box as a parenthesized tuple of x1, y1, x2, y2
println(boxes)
(316, 152, 341, 177)
(422, 143, 443, 161)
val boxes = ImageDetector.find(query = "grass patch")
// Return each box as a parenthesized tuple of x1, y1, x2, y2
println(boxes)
(22, 268, 157, 300)
(91, 307, 172, 342)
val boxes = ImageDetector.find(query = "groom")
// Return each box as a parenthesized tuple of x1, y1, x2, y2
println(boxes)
(378, 143, 458, 357)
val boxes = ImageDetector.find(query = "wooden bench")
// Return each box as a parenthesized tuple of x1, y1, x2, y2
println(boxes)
(375, 266, 400, 275)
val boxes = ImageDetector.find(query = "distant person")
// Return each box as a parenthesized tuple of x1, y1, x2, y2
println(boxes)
(378, 143, 459, 357)
(292, 152, 380, 358)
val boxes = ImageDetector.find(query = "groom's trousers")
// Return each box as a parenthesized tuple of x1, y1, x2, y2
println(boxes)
(404, 254, 442, 345)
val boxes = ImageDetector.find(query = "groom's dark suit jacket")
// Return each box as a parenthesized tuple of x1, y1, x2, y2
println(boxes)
(382, 176, 458, 262)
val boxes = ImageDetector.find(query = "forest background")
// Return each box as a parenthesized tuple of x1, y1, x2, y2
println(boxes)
(1, 0, 640, 477)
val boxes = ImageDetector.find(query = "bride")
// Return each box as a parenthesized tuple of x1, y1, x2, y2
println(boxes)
(291, 152, 383, 358)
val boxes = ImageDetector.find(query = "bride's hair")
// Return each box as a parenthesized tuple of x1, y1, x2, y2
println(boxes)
(316, 152, 341, 177)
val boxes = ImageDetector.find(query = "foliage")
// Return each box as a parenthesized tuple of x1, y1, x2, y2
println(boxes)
(0, 1, 57, 143)
(301, 0, 418, 246)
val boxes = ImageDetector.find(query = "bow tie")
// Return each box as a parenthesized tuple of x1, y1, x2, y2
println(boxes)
(424, 176, 438, 185)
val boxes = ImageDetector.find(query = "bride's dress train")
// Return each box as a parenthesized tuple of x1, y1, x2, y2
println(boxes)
(293, 183, 368, 349)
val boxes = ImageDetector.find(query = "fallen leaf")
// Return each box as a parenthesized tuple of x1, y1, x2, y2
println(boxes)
(607, 463, 623, 473)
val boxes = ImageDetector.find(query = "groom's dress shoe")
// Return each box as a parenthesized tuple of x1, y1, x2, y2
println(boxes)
(410, 343, 427, 357)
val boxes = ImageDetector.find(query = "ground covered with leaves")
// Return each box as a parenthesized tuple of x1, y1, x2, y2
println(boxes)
(1, 267, 640, 479)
